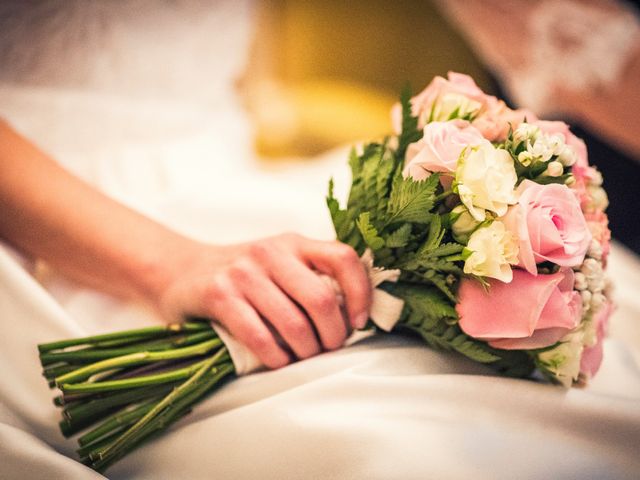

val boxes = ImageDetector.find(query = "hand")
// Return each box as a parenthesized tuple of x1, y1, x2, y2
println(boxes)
(155, 233, 371, 369)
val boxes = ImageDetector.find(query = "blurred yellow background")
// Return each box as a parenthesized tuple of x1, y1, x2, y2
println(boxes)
(244, 0, 495, 158)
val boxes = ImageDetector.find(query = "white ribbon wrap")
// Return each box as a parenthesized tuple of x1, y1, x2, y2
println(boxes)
(212, 249, 405, 375)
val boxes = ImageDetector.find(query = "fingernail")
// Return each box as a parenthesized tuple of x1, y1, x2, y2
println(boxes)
(353, 312, 369, 330)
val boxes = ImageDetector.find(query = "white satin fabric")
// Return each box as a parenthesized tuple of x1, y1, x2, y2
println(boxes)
(2, 236, 640, 480)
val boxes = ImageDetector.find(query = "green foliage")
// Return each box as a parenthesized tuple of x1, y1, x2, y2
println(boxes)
(356, 212, 385, 251)
(388, 282, 500, 364)
(386, 174, 438, 225)
(385, 223, 412, 248)
(503, 127, 573, 187)
(325, 85, 540, 381)
(389, 282, 457, 322)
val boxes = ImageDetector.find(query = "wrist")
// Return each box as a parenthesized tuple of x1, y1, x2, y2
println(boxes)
(127, 231, 203, 314)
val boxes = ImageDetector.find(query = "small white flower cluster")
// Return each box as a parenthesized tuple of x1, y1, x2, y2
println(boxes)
(537, 331, 583, 387)
(540, 230, 613, 387)
(574, 258, 608, 314)
(512, 123, 576, 175)
(583, 169, 609, 213)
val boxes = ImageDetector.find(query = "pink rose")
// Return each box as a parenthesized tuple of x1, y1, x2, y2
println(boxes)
(403, 121, 486, 181)
(580, 300, 613, 379)
(457, 268, 582, 350)
(391, 72, 492, 133)
(585, 211, 611, 266)
(473, 98, 538, 142)
(503, 180, 592, 275)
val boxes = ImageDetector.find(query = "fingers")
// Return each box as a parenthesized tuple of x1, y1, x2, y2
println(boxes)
(265, 253, 348, 351)
(174, 234, 371, 370)
(298, 239, 372, 330)
(201, 275, 290, 369)
(227, 259, 322, 360)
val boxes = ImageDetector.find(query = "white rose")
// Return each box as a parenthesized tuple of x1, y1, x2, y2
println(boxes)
(463, 220, 519, 282)
(456, 143, 517, 222)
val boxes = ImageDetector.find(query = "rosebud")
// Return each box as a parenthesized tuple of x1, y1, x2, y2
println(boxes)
(581, 289, 592, 311)
(450, 205, 481, 243)
(586, 186, 609, 212)
(557, 145, 577, 166)
(517, 151, 533, 166)
(544, 160, 564, 177)
(573, 271, 588, 290)
(590, 292, 606, 311)
(513, 123, 539, 144)
(588, 239, 603, 260)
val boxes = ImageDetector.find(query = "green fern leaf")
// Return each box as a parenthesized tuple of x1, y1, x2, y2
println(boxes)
(386, 174, 438, 225)
(385, 223, 412, 248)
(429, 242, 464, 258)
(326, 179, 356, 244)
(388, 282, 457, 322)
(356, 212, 385, 251)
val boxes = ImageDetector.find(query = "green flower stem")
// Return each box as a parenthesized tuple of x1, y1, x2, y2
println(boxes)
(61, 382, 178, 429)
(43, 364, 78, 380)
(41, 330, 218, 365)
(55, 338, 223, 385)
(91, 362, 234, 471)
(78, 428, 127, 461)
(61, 358, 211, 394)
(87, 408, 193, 471)
(38, 321, 211, 354)
(78, 399, 158, 447)
(92, 349, 227, 466)
(54, 391, 96, 407)
(434, 189, 453, 204)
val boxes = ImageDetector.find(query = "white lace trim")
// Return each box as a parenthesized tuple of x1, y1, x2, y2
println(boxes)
(507, 0, 640, 113)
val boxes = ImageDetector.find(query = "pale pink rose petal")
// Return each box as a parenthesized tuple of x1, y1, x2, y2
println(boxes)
(457, 270, 563, 339)
(489, 327, 569, 350)
(446, 72, 487, 99)
(580, 337, 604, 379)
(457, 269, 579, 350)
(473, 100, 538, 142)
(580, 301, 614, 378)
(504, 180, 591, 274)
(403, 121, 486, 181)
(503, 204, 537, 275)
(535, 270, 580, 331)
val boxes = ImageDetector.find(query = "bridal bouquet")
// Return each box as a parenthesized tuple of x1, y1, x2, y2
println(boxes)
(38, 72, 613, 471)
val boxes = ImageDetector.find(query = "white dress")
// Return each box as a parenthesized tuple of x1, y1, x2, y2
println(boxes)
(1, 2, 640, 479)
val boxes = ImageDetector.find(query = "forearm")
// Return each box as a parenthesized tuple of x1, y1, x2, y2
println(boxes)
(0, 119, 192, 304)
(0, 119, 371, 365)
